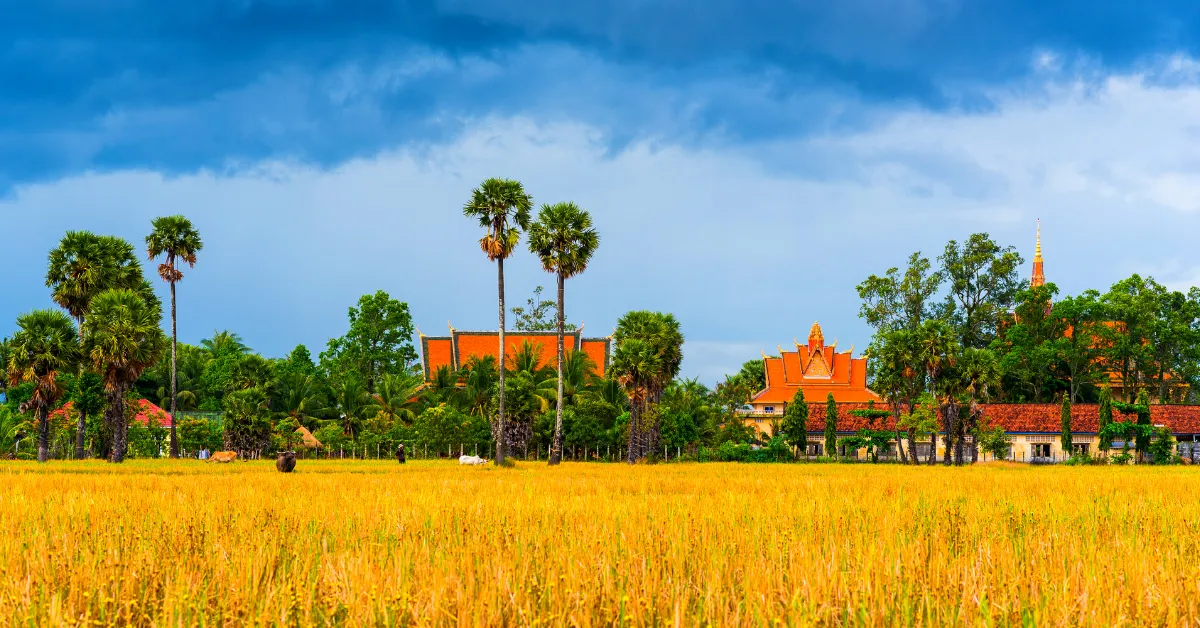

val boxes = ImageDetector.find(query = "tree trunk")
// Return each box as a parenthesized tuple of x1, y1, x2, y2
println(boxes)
(37, 406, 50, 463)
(109, 390, 128, 463)
(941, 399, 956, 466)
(495, 257, 507, 466)
(549, 273, 566, 466)
(893, 403, 907, 464)
(169, 280, 180, 458)
(75, 407, 87, 459)
(626, 397, 640, 464)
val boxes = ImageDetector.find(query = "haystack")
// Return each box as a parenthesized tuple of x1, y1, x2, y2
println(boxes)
(295, 425, 323, 449)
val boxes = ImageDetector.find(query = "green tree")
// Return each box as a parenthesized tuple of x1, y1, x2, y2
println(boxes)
(916, 319, 958, 464)
(146, 215, 203, 458)
(939, 234, 1023, 349)
(462, 178, 533, 465)
(7, 310, 80, 462)
(82, 289, 167, 462)
(992, 283, 1062, 403)
(1097, 387, 1114, 452)
(511, 286, 576, 331)
(1053, 290, 1104, 402)
(611, 311, 684, 463)
(1101, 275, 1158, 401)
(222, 387, 271, 454)
(70, 371, 104, 459)
(1060, 394, 1073, 458)
(320, 291, 417, 394)
(46, 232, 158, 330)
(824, 393, 838, 458)
(527, 201, 600, 466)
(780, 389, 809, 457)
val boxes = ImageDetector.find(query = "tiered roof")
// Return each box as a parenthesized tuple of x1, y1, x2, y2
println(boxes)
(419, 325, 612, 380)
(751, 322, 882, 404)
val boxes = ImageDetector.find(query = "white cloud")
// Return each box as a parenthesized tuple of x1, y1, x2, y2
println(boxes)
(6, 57, 1200, 382)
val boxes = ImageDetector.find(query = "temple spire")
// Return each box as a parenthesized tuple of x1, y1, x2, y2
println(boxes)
(1031, 219, 1045, 288)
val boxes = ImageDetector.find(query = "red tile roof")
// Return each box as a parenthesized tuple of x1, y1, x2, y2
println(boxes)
(50, 399, 173, 429)
(782, 402, 1200, 435)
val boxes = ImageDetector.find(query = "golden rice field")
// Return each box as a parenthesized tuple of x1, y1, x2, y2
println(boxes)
(1, 461, 1199, 627)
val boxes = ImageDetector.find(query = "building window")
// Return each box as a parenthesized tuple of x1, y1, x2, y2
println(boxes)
(806, 443, 823, 457)
(1031, 443, 1051, 459)
(764, 406, 775, 414)
(1072, 443, 1090, 456)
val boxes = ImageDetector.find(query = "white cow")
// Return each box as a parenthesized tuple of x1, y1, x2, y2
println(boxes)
(459, 455, 489, 465)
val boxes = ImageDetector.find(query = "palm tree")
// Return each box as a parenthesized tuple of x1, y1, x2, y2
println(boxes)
(275, 371, 331, 431)
(147, 215, 204, 459)
(7, 310, 80, 462)
(47, 232, 155, 330)
(916, 319, 958, 465)
(460, 355, 499, 417)
(528, 202, 600, 466)
(372, 372, 425, 425)
(611, 311, 684, 463)
(83, 289, 167, 463)
(201, 330, 249, 357)
(463, 178, 533, 466)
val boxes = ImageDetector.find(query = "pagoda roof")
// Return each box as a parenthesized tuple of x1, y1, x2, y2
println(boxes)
(751, 321, 881, 404)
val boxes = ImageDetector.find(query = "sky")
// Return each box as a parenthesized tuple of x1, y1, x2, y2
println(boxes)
(5, 1, 1200, 384)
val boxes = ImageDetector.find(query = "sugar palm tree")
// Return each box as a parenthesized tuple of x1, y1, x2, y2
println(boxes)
(463, 178, 533, 466)
(527, 202, 599, 465)
(7, 310, 80, 462)
(47, 232, 154, 330)
(83, 289, 167, 463)
(372, 372, 425, 425)
(146, 215, 203, 459)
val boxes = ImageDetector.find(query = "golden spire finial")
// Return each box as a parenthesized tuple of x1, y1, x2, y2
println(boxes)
(808, 321, 824, 348)
(1035, 218, 1042, 261)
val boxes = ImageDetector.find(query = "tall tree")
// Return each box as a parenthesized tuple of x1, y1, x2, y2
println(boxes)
(858, 251, 945, 333)
(824, 393, 838, 458)
(527, 201, 600, 466)
(1052, 290, 1104, 402)
(146, 215, 204, 459)
(1097, 386, 1114, 453)
(955, 347, 999, 463)
(992, 283, 1062, 403)
(939, 234, 1023, 349)
(1060, 394, 1073, 458)
(82, 289, 167, 463)
(1100, 275, 1158, 401)
(463, 178, 533, 466)
(7, 310, 80, 462)
(320, 291, 417, 394)
(780, 389, 809, 458)
(915, 319, 959, 464)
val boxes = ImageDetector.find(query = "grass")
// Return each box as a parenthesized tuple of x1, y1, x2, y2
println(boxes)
(1, 460, 1199, 626)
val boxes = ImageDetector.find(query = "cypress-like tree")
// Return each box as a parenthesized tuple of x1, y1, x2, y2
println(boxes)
(780, 389, 809, 458)
(1060, 394, 1073, 459)
(1134, 389, 1151, 459)
(1097, 387, 1113, 452)
(824, 393, 838, 458)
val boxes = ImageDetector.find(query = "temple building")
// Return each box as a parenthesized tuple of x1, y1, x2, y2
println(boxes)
(746, 321, 881, 417)
(419, 325, 611, 381)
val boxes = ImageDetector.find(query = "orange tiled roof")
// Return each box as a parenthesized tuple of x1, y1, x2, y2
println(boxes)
(420, 328, 611, 380)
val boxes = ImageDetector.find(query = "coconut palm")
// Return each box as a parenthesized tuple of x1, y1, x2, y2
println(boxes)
(147, 215, 203, 459)
(527, 202, 600, 465)
(460, 355, 499, 417)
(463, 178, 533, 465)
(7, 310, 80, 462)
(275, 371, 331, 431)
(82, 289, 167, 463)
(372, 372, 425, 425)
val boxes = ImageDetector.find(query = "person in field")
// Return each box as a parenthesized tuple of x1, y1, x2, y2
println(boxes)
(396, 444, 406, 464)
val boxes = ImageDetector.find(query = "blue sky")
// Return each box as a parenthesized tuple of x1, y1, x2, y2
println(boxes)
(5, 1, 1200, 383)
